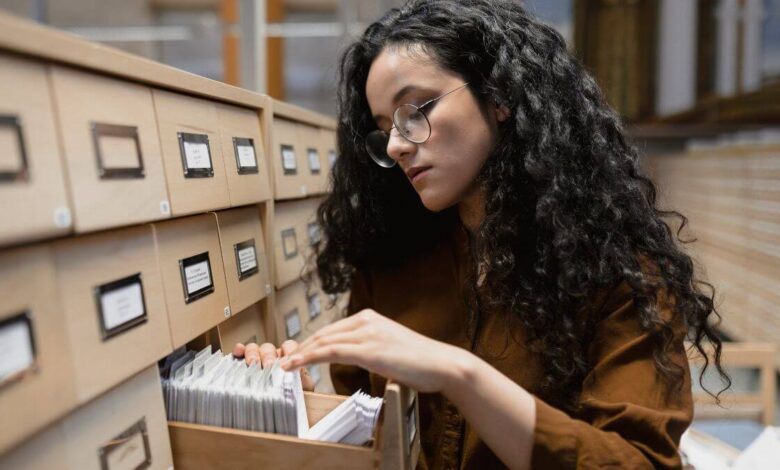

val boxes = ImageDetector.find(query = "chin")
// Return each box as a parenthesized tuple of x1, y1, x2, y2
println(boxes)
(418, 190, 455, 213)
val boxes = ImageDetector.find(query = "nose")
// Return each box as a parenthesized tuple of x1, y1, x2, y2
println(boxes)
(386, 128, 416, 164)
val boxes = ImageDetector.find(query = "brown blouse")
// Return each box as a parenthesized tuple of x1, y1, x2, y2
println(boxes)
(330, 226, 693, 469)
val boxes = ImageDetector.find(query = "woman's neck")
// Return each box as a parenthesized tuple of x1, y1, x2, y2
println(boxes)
(458, 187, 486, 235)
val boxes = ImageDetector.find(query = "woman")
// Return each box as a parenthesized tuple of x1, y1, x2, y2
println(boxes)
(236, 1, 728, 468)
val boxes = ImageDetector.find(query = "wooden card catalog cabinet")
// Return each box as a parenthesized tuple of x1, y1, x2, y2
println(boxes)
(50, 66, 170, 233)
(0, 53, 72, 247)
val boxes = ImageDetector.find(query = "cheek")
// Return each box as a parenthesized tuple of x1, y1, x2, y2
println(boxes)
(416, 118, 493, 210)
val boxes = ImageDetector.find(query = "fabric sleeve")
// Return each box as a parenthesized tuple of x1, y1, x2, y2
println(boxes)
(530, 281, 694, 469)
(329, 268, 373, 396)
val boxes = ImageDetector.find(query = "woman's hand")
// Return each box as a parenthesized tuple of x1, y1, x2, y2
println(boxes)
(280, 309, 471, 393)
(232, 339, 316, 391)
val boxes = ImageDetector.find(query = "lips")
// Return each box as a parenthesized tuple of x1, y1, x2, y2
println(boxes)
(405, 165, 432, 182)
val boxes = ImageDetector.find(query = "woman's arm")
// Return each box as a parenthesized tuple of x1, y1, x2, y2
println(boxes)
(282, 309, 535, 469)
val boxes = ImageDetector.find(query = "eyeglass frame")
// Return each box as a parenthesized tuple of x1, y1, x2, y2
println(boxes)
(364, 82, 470, 168)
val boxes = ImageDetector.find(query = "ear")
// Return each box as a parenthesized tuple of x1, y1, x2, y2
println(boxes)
(494, 102, 511, 122)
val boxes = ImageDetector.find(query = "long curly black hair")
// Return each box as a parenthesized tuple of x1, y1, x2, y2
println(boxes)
(313, 0, 728, 410)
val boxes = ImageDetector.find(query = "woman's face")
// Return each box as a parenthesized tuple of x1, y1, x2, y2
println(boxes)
(365, 46, 505, 212)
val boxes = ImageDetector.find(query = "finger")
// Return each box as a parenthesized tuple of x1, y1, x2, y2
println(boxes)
(244, 342, 260, 366)
(233, 343, 246, 358)
(259, 342, 278, 368)
(281, 343, 364, 371)
(280, 339, 299, 357)
(294, 331, 362, 359)
(296, 315, 365, 351)
(300, 368, 316, 392)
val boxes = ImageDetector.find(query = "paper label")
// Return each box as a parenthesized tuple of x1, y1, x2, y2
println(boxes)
(185, 260, 212, 294)
(238, 245, 258, 274)
(307, 149, 321, 172)
(104, 430, 147, 470)
(100, 281, 145, 331)
(285, 310, 301, 338)
(282, 229, 298, 259)
(307, 293, 321, 320)
(236, 144, 257, 169)
(0, 317, 34, 382)
(308, 222, 321, 245)
(183, 141, 212, 169)
(281, 145, 297, 171)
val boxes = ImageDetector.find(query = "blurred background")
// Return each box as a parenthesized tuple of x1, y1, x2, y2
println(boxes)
(0, 0, 778, 465)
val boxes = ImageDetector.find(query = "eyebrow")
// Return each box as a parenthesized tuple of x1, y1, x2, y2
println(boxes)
(371, 84, 436, 124)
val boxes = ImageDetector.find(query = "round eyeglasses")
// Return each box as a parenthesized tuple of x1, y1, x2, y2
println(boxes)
(364, 82, 469, 168)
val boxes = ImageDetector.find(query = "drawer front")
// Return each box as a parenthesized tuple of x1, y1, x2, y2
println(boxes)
(0, 54, 71, 246)
(0, 245, 77, 454)
(271, 118, 308, 200)
(214, 206, 270, 314)
(153, 89, 230, 216)
(217, 103, 272, 206)
(154, 213, 230, 348)
(61, 366, 173, 470)
(53, 224, 172, 403)
(298, 124, 327, 196)
(216, 301, 269, 354)
(50, 66, 170, 233)
(273, 197, 322, 289)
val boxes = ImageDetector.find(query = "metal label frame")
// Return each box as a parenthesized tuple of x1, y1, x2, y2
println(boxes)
(179, 251, 215, 304)
(307, 292, 321, 320)
(234, 239, 259, 281)
(98, 417, 152, 470)
(285, 308, 302, 339)
(281, 228, 299, 260)
(91, 122, 145, 179)
(307, 221, 322, 246)
(280, 144, 297, 175)
(177, 132, 214, 178)
(406, 397, 418, 453)
(306, 147, 321, 175)
(233, 137, 259, 175)
(0, 114, 30, 183)
(0, 310, 38, 390)
(93, 273, 148, 341)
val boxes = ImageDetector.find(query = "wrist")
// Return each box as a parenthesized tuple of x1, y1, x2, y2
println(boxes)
(438, 345, 479, 396)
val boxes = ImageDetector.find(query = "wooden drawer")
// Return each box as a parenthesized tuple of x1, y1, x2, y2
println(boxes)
(299, 123, 327, 196)
(0, 366, 174, 470)
(153, 89, 230, 216)
(316, 127, 338, 193)
(216, 301, 270, 354)
(214, 206, 271, 315)
(274, 279, 334, 342)
(0, 53, 71, 247)
(0, 245, 76, 454)
(169, 381, 420, 470)
(273, 197, 323, 289)
(50, 66, 170, 233)
(217, 103, 272, 206)
(271, 117, 309, 200)
(53, 224, 173, 403)
(153, 213, 230, 348)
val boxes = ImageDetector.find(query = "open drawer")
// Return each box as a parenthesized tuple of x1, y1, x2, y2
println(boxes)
(168, 381, 420, 470)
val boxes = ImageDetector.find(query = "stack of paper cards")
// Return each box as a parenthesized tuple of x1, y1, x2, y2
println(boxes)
(159, 346, 383, 446)
(160, 345, 308, 437)
(304, 391, 383, 445)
